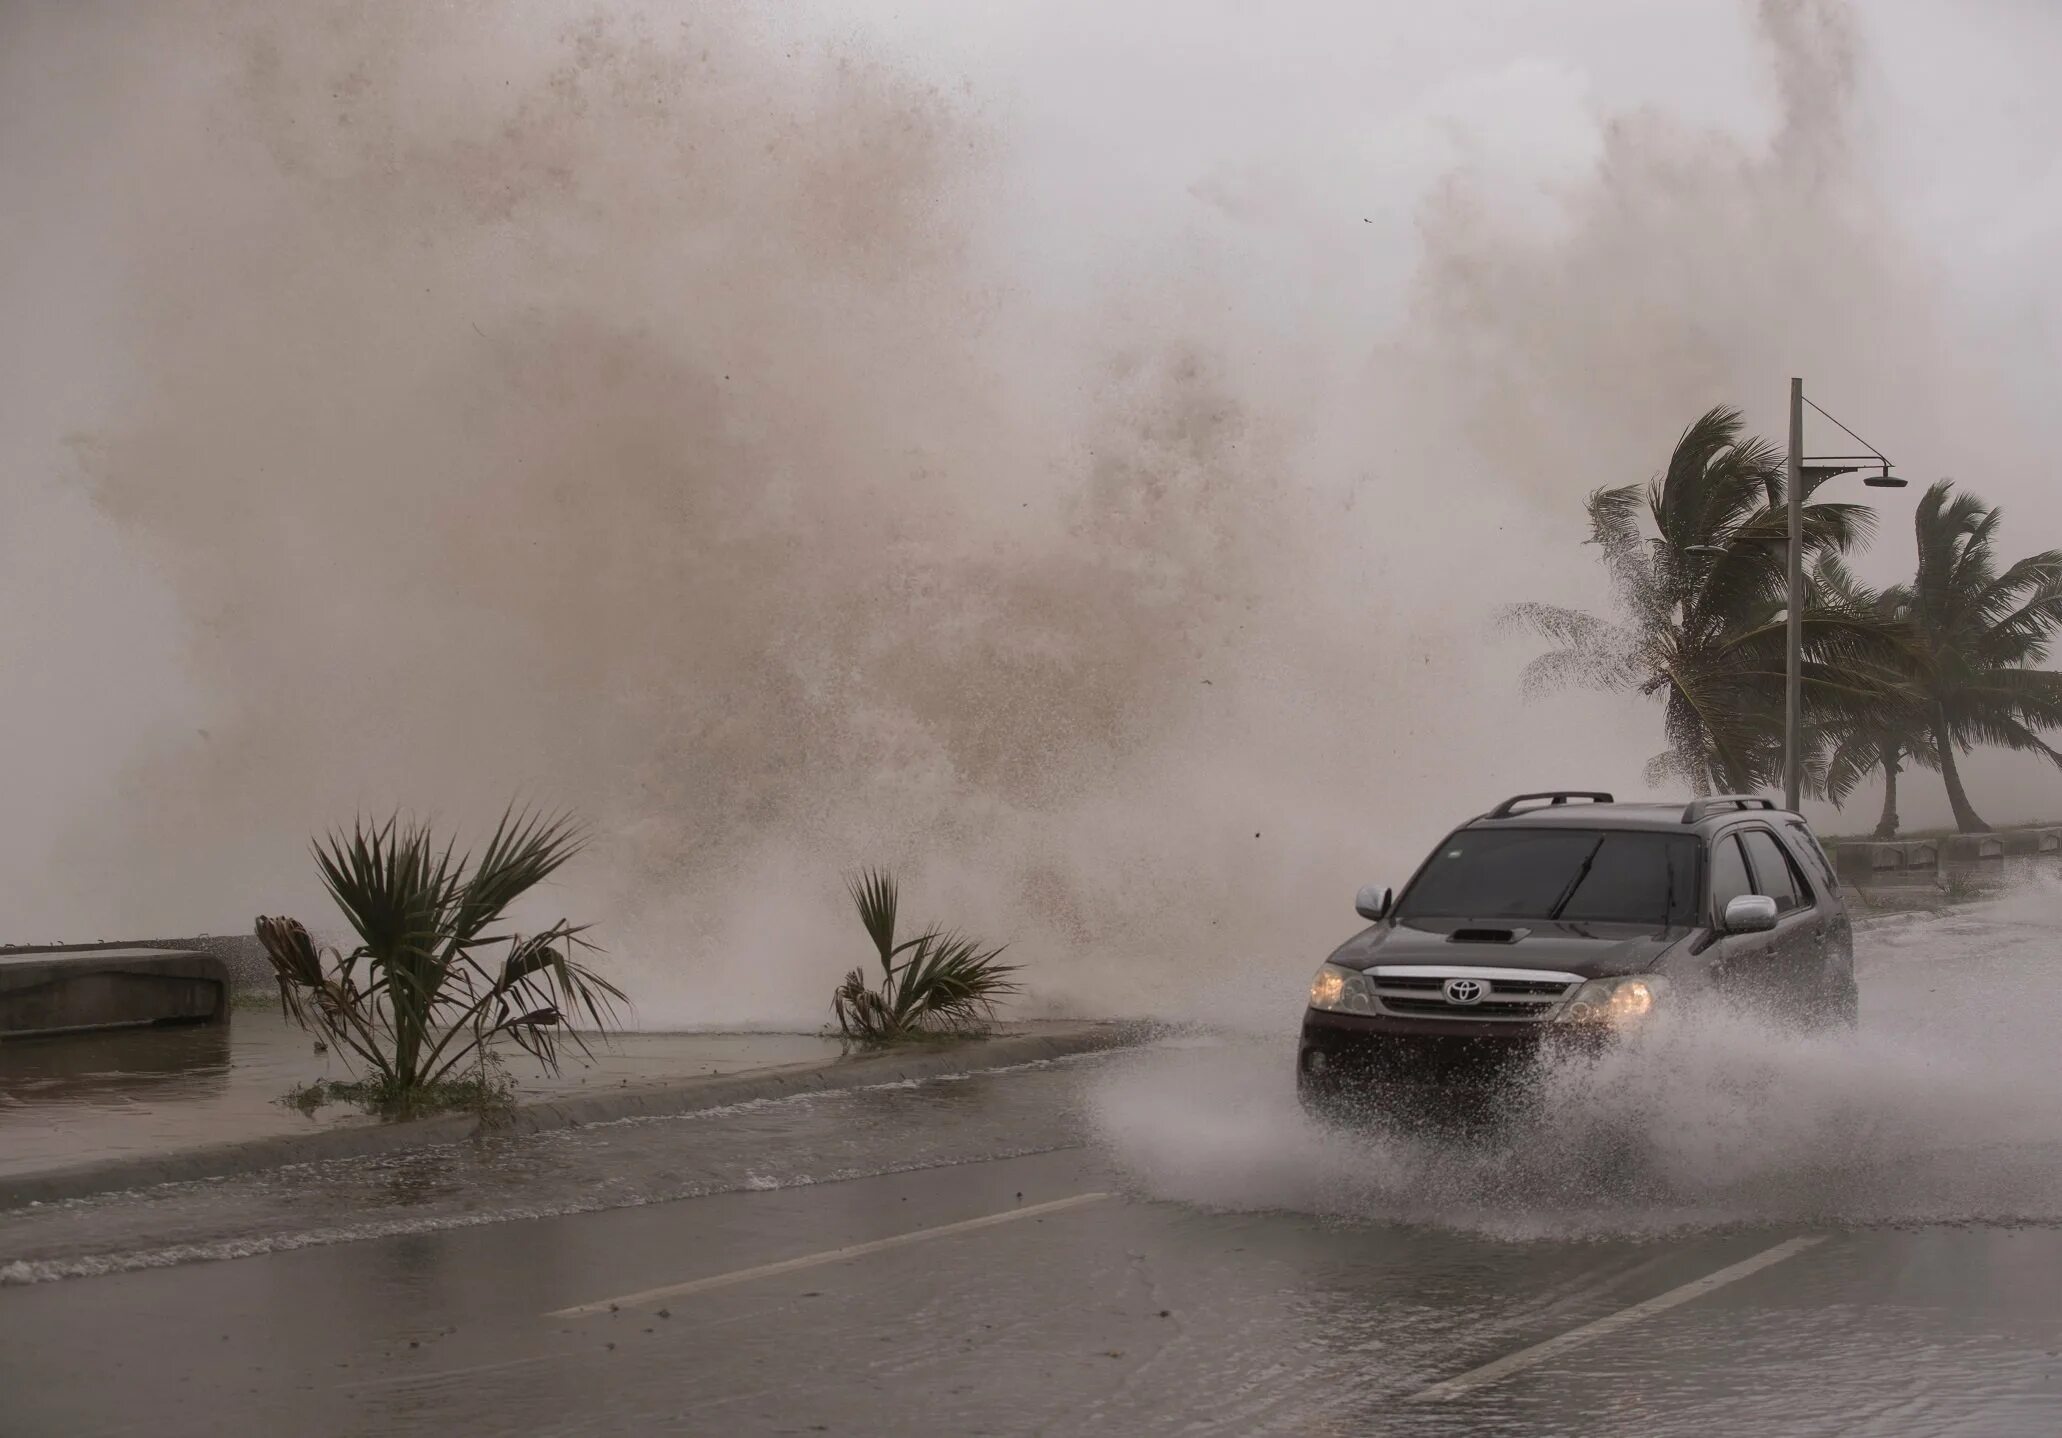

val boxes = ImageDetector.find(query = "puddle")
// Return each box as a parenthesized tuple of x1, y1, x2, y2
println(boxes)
(0, 1006, 843, 1177)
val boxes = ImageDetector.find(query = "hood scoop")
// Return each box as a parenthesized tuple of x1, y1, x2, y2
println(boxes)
(1448, 926, 1530, 945)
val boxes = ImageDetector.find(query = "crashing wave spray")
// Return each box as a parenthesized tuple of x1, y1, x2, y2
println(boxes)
(5, 1, 2060, 1023)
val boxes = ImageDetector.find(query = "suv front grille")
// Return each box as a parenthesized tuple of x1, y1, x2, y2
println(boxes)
(1367, 967, 1582, 1024)
(1379, 996, 1556, 1019)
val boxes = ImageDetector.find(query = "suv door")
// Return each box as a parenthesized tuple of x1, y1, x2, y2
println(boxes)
(1782, 818, 1853, 1004)
(1782, 819, 1840, 900)
(1707, 831, 1782, 1011)
(1736, 825, 1825, 1011)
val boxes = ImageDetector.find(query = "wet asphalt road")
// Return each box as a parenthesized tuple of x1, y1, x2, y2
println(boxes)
(7, 897, 2062, 1435)
(4, 1139, 2062, 1436)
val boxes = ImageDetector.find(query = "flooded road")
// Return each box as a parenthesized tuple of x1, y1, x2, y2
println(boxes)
(5, 895, 2062, 1434)
(0, 1008, 843, 1178)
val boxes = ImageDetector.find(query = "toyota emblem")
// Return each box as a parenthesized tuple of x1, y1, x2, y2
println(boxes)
(1443, 978, 1485, 1005)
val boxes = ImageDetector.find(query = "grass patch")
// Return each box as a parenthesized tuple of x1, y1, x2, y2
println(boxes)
(279, 1058, 517, 1121)
(1822, 819, 2062, 843)
(1939, 869, 2002, 904)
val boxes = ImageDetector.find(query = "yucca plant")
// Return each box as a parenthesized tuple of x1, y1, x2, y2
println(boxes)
(255, 805, 624, 1115)
(831, 869, 1018, 1043)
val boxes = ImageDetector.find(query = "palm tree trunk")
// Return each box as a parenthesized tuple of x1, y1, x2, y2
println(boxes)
(1873, 747, 1901, 839)
(1932, 717, 1990, 834)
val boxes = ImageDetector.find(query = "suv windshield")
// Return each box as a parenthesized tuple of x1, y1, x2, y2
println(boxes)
(1396, 828, 1700, 926)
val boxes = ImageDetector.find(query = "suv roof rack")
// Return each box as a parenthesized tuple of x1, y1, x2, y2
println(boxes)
(1486, 791, 1614, 819)
(1681, 795, 1779, 823)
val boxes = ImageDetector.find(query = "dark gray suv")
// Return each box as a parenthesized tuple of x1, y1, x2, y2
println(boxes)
(1297, 791, 1854, 1109)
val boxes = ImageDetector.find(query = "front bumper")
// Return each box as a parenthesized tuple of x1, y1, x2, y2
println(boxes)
(1297, 1007, 1600, 1091)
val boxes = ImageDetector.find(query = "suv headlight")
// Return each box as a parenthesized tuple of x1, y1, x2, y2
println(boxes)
(1553, 973, 1669, 1027)
(1308, 963, 1377, 1015)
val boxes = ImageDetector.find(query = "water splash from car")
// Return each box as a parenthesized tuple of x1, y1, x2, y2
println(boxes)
(1088, 889, 2062, 1238)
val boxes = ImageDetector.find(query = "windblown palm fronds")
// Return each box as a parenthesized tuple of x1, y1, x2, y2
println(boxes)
(1899, 482, 2062, 832)
(832, 869, 1018, 1043)
(255, 805, 623, 1112)
(1813, 557, 1934, 837)
(1503, 405, 1906, 795)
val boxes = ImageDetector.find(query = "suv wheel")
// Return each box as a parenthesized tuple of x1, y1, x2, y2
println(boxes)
(1808, 980, 1859, 1031)
(1297, 1066, 1347, 1124)
(1831, 982, 1859, 1030)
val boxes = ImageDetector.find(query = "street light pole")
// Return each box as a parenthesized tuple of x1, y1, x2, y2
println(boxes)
(1785, 377, 1805, 812)
(1777, 381, 1904, 814)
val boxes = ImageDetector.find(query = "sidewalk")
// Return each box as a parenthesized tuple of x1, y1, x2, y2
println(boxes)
(0, 1008, 1141, 1206)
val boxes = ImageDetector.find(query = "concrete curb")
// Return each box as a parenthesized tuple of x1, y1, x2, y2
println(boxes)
(1850, 889, 2000, 930)
(0, 1022, 1151, 1210)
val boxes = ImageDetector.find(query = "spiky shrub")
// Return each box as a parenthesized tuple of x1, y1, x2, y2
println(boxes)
(832, 869, 1018, 1044)
(255, 805, 624, 1115)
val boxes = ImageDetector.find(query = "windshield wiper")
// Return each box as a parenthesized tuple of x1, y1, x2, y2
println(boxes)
(1545, 836, 1607, 920)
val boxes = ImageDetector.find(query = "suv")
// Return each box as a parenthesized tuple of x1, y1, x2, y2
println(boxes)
(1297, 791, 1854, 1110)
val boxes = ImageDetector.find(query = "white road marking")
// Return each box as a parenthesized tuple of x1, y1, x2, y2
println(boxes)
(340, 1351, 569, 1390)
(1407, 1235, 1827, 1403)
(545, 1191, 1113, 1318)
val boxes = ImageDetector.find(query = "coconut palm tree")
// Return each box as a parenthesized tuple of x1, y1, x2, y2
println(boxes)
(1815, 557, 1934, 837)
(1506, 405, 1902, 794)
(1899, 482, 2062, 833)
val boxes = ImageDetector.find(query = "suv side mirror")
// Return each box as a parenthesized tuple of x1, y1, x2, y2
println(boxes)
(1722, 894, 1778, 933)
(1355, 884, 1392, 922)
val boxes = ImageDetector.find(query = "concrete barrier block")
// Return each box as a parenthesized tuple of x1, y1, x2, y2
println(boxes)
(1905, 842, 1940, 872)
(1832, 845, 1868, 884)
(0, 934, 270, 987)
(1834, 844, 1899, 884)
(0, 948, 229, 1037)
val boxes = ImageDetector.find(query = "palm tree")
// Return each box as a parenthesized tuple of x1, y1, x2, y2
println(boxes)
(1815, 557, 1934, 838)
(256, 805, 624, 1113)
(1899, 482, 2062, 833)
(832, 869, 1018, 1043)
(1506, 406, 1901, 794)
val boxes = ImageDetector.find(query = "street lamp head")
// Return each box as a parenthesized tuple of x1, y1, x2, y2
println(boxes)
(1802, 457, 1905, 488)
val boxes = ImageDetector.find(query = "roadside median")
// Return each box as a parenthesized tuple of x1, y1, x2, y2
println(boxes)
(0, 1021, 1150, 1210)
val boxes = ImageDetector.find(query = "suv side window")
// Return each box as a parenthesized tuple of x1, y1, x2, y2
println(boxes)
(1740, 828, 1809, 913)
(1784, 820, 1838, 891)
(1709, 834, 1753, 918)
